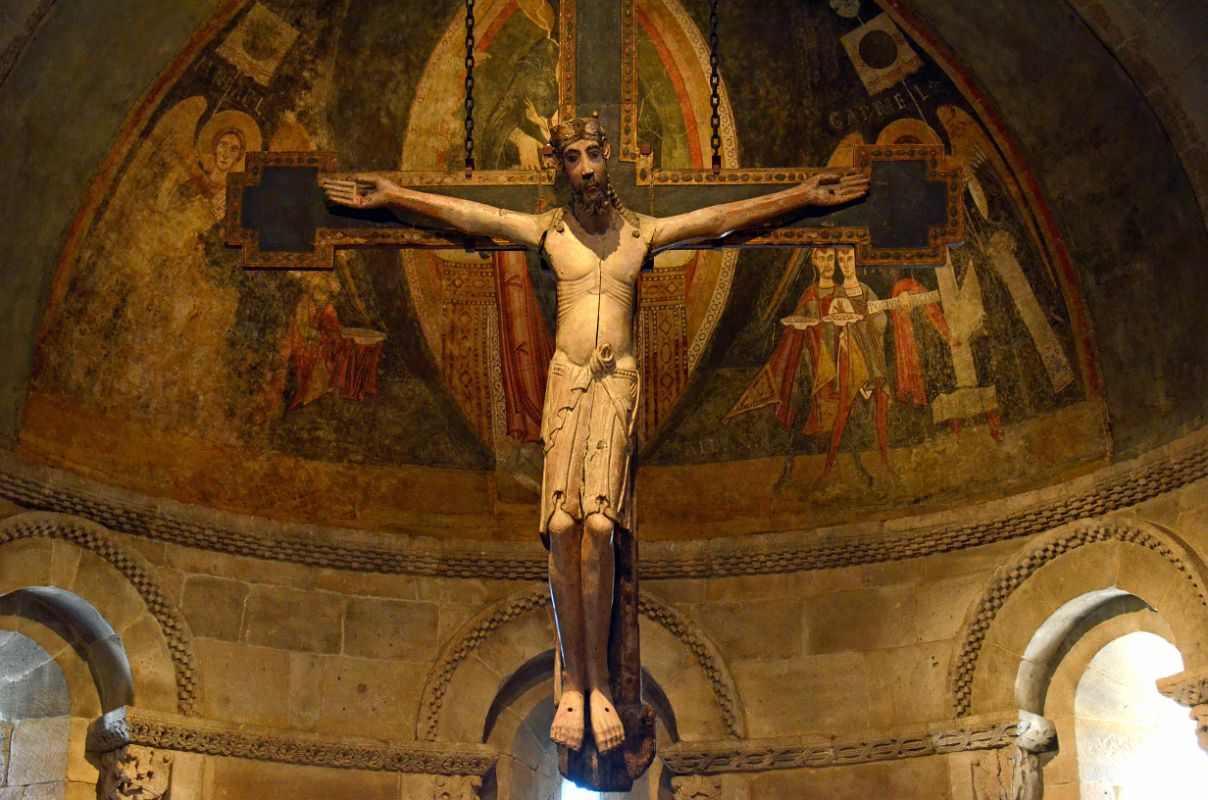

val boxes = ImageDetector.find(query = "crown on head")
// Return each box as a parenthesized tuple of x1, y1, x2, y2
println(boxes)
(549, 112, 607, 158)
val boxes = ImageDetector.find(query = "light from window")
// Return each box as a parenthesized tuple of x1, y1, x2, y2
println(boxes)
(1075, 632, 1208, 798)
(561, 778, 602, 800)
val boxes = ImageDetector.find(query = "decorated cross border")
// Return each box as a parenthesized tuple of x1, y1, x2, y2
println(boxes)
(225, 0, 963, 269)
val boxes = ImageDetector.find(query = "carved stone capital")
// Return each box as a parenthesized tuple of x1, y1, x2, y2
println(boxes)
(1158, 667, 1208, 709)
(435, 774, 482, 800)
(1014, 711, 1056, 754)
(87, 707, 132, 754)
(671, 774, 722, 800)
(99, 745, 173, 800)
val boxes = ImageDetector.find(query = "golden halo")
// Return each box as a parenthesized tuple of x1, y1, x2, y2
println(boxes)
(196, 110, 262, 173)
(876, 118, 942, 146)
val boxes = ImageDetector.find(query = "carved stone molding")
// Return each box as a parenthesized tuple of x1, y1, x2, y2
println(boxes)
(99, 744, 172, 800)
(0, 511, 202, 715)
(121, 706, 497, 776)
(661, 716, 1018, 775)
(418, 586, 744, 741)
(950, 522, 1208, 716)
(636, 592, 744, 738)
(1, 429, 1206, 579)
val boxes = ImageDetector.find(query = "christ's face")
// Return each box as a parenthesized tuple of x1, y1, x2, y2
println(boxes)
(214, 131, 244, 173)
(560, 137, 610, 212)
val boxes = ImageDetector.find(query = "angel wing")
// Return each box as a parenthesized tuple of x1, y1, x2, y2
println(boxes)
(938, 105, 1056, 286)
(143, 96, 210, 212)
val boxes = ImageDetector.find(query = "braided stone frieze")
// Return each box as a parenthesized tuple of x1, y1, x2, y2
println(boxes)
(1, 431, 1206, 579)
(0, 511, 202, 716)
(949, 522, 1208, 717)
(123, 707, 497, 775)
(418, 587, 743, 741)
(661, 717, 1018, 775)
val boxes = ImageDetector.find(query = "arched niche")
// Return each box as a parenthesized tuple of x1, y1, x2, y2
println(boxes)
(480, 651, 677, 800)
(0, 587, 134, 715)
(950, 518, 1208, 718)
(418, 586, 743, 745)
(0, 512, 200, 715)
(1032, 604, 1208, 796)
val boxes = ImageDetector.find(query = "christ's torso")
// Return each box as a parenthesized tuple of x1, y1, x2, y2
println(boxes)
(541, 207, 650, 371)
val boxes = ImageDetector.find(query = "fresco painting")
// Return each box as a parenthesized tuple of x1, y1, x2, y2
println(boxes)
(21, 0, 1107, 538)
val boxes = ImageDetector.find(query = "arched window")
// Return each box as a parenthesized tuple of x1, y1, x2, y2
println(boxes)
(1075, 632, 1208, 797)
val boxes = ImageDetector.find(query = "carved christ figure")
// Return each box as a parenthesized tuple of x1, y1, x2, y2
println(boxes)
(322, 116, 869, 753)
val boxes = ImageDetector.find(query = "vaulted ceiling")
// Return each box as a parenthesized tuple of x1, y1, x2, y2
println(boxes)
(0, 0, 1204, 542)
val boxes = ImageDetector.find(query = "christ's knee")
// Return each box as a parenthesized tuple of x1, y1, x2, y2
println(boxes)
(583, 513, 614, 548)
(548, 509, 577, 554)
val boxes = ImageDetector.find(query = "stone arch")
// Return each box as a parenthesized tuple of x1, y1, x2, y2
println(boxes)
(417, 585, 744, 742)
(949, 517, 1208, 717)
(0, 512, 202, 715)
(0, 586, 135, 715)
(479, 650, 677, 800)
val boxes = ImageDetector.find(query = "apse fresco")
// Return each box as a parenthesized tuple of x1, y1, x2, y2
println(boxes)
(23, 0, 1107, 537)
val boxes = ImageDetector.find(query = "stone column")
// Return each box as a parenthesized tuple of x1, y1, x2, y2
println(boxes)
(1158, 667, 1208, 752)
(1010, 711, 1057, 800)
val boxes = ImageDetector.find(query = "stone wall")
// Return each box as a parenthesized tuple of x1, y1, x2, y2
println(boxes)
(1, 428, 1207, 798)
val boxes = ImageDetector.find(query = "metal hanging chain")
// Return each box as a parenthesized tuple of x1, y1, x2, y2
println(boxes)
(464, 0, 476, 176)
(708, 0, 722, 174)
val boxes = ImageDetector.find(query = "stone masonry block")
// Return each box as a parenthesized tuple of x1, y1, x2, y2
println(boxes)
(241, 585, 344, 654)
(342, 597, 439, 661)
(7, 716, 70, 785)
(181, 575, 248, 641)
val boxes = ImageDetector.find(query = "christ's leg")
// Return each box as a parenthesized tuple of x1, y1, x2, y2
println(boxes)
(547, 508, 587, 750)
(582, 512, 624, 752)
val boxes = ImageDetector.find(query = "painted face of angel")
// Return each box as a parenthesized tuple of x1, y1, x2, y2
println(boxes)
(560, 137, 611, 214)
(836, 246, 858, 281)
(213, 130, 245, 173)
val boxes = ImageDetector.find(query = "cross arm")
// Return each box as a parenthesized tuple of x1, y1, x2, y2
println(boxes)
(648, 171, 871, 251)
(322, 173, 550, 249)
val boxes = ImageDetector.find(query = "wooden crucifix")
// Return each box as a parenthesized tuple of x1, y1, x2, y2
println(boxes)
(225, 1, 963, 792)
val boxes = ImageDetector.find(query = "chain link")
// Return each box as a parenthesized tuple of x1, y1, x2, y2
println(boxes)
(708, 0, 721, 174)
(464, 0, 476, 175)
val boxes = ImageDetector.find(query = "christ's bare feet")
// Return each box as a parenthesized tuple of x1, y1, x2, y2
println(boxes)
(550, 690, 585, 750)
(589, 689, 625, 752)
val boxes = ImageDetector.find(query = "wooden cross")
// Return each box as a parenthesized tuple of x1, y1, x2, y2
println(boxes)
(225, 1, 963, 792)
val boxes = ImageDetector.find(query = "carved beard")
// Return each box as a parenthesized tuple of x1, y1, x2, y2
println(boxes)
(572, 177, 612, 215)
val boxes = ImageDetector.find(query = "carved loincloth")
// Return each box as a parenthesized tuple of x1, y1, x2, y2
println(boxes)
(539, 348, 638, 541)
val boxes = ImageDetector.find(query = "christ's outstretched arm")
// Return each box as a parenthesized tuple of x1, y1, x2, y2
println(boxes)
(321, 176, 548, 248)
(649, 170, 870, 250)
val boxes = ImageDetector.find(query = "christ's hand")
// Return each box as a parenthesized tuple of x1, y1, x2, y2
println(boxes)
(320, 175, 398, 209)
(800, 170, 870, 206)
